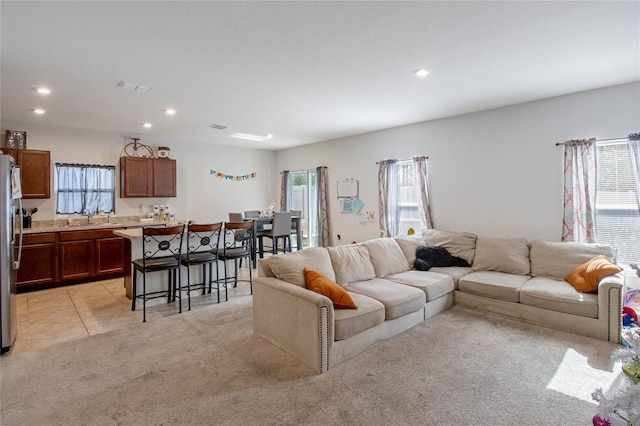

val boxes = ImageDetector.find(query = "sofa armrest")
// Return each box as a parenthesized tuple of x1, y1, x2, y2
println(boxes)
(597, 273, 623, 343)
(253, 276, 335, 373)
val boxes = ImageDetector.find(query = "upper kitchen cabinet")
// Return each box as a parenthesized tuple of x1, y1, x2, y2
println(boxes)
(120, 157, 176, 198)
(2, 148, 51, 198)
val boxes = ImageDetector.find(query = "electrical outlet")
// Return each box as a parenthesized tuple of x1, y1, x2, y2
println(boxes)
(337, 234, 341, 240)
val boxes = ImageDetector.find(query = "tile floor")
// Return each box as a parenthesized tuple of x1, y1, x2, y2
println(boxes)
(12, 267, 253, 355)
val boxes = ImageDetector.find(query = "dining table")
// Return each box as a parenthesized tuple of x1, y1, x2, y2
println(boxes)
(248, 215, 302, 268)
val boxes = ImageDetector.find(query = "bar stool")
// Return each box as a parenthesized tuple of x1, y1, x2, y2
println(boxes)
(179, 222, 225, 308)
(131, 224, 185, 322)
(218, 221, 254, 294)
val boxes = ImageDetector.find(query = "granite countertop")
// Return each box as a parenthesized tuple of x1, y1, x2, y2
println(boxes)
(19, 216, 174, 234)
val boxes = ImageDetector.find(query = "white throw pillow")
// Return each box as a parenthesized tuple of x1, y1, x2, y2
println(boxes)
(328, 244, 376, 285)
(363, 238, 410, 277)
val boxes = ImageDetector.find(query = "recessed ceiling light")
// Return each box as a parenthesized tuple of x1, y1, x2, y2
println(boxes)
(36, 87, 51, 95)
(164, 109, 176, 115)
(414, 68, 429, 78)
(230, 133, 271, 141)
(142, 122, 153, 128)
(266, 134, 273, 139)
(34, 108, 46, 114)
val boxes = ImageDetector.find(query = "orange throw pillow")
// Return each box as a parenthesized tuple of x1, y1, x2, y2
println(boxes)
(304, 268, 357, 309)
(564, 255, 622, 293)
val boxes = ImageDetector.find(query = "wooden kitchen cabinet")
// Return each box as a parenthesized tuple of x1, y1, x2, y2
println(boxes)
(16, 233, 57, 291)
(59, 229, 125, 282)
(2, 148, 51, 198)
(16, 228, 126, 292)
(120, 157, 176, 198)
(153, 159, 177, 197)
(95, 236, 125, 277)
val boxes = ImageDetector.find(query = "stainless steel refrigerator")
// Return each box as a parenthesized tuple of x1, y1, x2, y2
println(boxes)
(1, 153, 23, 353)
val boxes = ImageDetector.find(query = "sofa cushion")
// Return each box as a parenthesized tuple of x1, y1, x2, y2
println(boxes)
(328, 244, 376, 285)
(393, 234, 425, 267)
(334, 293, 385, 341)
(304, 268, 357, 309)
(520, 276, 598, 318)
(386, 270, 454, 302)
(472, 238, 530, 275)
(347, 278, 426, 320)
(429, 266, 473, 289)
(421, 229, 477, 265)
(268, 247, 334, 287)
(363, 238, 410, 277)
(564, 255, 622, 293)
(530, 239, 616, 280)
(414, 246, 470, 271)
(458, 271, 531, 303)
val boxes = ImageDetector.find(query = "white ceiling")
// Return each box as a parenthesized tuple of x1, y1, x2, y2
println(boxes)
(1, 1, 639, 151)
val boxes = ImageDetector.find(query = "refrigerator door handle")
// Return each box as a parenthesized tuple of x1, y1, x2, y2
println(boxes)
(14, 198, 22, 270)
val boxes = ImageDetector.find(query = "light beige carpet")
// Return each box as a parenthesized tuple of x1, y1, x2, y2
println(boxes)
(0, 296, 622, 425)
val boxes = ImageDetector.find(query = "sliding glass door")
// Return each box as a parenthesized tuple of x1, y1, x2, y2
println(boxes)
(289, 170, 317, 248)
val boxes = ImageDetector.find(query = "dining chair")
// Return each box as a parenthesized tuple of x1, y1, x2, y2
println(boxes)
(179, 222, 225, 308)
(218, 221, 254, 294)
(258, 212, 293, 257)
(132, 224, 185, 322)
(289, 209, 302, 250)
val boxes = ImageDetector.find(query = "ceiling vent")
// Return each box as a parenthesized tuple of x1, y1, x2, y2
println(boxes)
(117, 81, 152, 93)
(209, 123, 228, 130)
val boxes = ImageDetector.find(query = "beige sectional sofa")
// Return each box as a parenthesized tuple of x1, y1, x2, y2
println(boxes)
(253, 229, 623, 374)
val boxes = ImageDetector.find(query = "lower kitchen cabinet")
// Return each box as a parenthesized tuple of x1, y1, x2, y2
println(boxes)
(16, 233, 57, 290)
(95, 236, 125, 276)
(17, 228, 126, 292)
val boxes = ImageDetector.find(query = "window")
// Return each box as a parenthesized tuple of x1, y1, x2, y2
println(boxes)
(55, 163, 116, 215)
(596, 142, 640, 263)
(288, 170, 317, 248)
(397, 160, 422, 235)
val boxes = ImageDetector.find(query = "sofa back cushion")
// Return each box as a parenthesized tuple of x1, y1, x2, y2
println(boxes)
(393, 234, 425, 268)
(421, 229, 477, 265)
(472, 238, 531, 275)
(268, 247, 335, 287)
(530, 239, 616, 280)
(363, 238, 410, 277)
(328, 244, 376, 286)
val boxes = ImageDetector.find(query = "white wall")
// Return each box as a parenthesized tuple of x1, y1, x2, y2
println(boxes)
(275, 82, 640, 244)
(0, 120, 276, 223)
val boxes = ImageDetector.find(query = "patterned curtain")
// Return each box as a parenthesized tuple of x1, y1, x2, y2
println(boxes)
(561, 139, 596, 242)
(280, 170, 290, 212)
(627, 133, 640, 211)
(378, 159, 399, 237)
(413, 156, 433, 230)
(316, 166, 331, 247)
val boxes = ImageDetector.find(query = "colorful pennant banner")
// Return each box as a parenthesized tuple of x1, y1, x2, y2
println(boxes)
(210, 170, 257, 181)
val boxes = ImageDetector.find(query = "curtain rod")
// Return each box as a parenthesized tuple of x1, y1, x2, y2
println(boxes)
(375, 156, 429, 164)
(279, 167, 326, 174)
(554, 137, 629, 146)
(55, 162, 115, 168)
